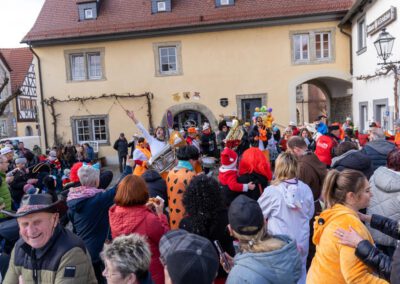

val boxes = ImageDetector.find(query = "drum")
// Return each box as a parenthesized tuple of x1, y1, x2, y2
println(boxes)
(148, 144, 176, 173)
(202, 157, 216, 169)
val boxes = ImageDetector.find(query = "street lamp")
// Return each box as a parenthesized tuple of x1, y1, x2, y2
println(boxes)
(374, 28, 398, 65)
(374, 29, 400, 121)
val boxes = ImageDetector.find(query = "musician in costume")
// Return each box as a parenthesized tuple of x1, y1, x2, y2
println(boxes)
(249, 116, 271, 150)
(185, 127, 201, 153)
(166, 145, 198, 229)
(132, 137, 151, 176)
(126, 110, 166, 157)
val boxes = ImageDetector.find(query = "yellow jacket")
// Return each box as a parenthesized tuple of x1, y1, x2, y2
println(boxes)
(307, 204, 388, 284)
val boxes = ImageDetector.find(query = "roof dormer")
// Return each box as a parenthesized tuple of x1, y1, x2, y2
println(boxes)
(77, 0, 101, 21)
(216, 0, 235, 7)
(151, 0, 172, 14)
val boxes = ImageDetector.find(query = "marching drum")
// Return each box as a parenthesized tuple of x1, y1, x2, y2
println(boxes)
(202, 156, 216, 169)
(148, 144, 176, 173)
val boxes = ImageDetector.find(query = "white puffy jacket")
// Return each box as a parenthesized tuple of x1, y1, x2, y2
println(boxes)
(367, 166, 400, 246)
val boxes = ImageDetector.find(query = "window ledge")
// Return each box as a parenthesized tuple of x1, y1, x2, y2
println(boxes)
(67, 77, 107, 83)
(155, 71, 183, 77)
(356, 47, 367, 56)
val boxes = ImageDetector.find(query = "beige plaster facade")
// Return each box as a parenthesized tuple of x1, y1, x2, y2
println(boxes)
(34, 20, 351, 164)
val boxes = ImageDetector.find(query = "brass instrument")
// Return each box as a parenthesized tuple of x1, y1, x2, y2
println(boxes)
(225, 119, 244, 150)
(148, 144, 176, 173)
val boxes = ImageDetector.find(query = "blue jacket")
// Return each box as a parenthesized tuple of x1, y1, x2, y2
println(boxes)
(67, 166, 131, 263)
(316, 122, 328, 135)
(226, 235, 302, 284)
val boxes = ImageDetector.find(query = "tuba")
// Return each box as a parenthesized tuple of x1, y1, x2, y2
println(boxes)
(148, 130, 186, 173)
(225, 119, 244, 150)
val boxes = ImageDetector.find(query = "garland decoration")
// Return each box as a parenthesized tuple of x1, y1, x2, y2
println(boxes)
(356, 64, 399, 120)
(43, 92, 154, 145)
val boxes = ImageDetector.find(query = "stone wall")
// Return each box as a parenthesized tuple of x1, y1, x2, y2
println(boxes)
(330, 95, 352, 123)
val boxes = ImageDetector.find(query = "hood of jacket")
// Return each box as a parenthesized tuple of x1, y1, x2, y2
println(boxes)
(109, 205, 149, 236)
(366, 139, 395, 155)
(232, 235, 301, 283)
(313, 204, 357, 245)
(331, 150, 372, 171)
(142, 169, 162, 183)
(371, 166, 400, 193)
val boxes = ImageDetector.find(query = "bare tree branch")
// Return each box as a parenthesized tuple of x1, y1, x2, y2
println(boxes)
(0, 77, 21, 116)
(0, 77, 9, 95)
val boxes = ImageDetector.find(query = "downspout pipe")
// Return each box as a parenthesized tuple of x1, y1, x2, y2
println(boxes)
(339, 26, 353, 75)
(29, 46, 48, 149)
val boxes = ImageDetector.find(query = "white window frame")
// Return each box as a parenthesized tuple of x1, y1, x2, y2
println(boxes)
(65, 48, 105, 82)
(357, 18, 367, 53)
(153, 41, 183, 77)
(315, 32, 331, 60)
(72, 115, 109, 145)
(220, 0, 230, 5)
(84, 8, 94, 19)
(293, 34, 310, 62)
(159, 46, 177, 74)
(157, 1, 166, 11)
(291, 28, 335, 65)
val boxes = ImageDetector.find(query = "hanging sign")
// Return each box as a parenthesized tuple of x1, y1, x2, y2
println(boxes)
(367, 6, 397, 36)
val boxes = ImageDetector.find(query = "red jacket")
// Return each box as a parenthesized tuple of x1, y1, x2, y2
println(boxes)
(218, 169, 247, 192)
(109, 205, 169, 284)
(315, 134, 338, 166)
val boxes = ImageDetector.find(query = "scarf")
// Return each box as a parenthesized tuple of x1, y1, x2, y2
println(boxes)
(136, 145, 151, 160)
(67, 185, 104, 201)
(176, 160, 194, 171)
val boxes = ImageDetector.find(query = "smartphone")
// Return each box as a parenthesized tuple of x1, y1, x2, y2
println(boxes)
(214, 240, 231, 270)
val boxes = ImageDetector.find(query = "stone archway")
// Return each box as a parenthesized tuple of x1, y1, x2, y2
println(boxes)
(289, 70, 352, 123)
(161, 102, 218, 130)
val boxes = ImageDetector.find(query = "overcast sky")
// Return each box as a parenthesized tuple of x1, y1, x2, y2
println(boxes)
(0, 0, 45, 48)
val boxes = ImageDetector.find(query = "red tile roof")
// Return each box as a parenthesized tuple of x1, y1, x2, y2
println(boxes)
(0, 48, 33, 94)
(23, 0, 354, 44)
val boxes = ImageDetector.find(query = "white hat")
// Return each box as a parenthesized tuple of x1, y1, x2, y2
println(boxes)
(0, 147, 12, 155)
(289, 121, 296, 127)
(346, 117, 352, 121)
(202, 122, 210, 131)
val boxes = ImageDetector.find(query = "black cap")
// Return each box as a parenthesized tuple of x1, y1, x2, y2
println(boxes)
(228, 195, 264, 235)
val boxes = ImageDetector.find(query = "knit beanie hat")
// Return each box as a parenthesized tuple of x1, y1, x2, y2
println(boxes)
(220, 147, 237, 167)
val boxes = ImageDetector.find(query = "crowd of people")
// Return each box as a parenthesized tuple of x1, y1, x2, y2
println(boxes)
(0, 110, 399, 284)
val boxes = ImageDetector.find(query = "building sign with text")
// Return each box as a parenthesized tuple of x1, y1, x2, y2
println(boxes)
(367, 6, 397, 36)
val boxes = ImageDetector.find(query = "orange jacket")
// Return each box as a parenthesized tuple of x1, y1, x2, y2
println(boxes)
(307, 204, 388, 284)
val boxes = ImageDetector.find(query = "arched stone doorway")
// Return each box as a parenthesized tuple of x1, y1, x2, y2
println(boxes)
(161, 103, 218, 131)
(290, 70, 352, 124)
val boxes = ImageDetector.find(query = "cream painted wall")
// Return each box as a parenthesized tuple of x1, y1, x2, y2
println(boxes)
(34, 20, 350, 164)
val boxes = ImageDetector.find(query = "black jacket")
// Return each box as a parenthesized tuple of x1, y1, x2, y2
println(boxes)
(331, 150, 374, 179)
(179, 208, 234, 278)
(248, 125, 271, 148)
(355, 214, 399, 281)
(113, 138, 128, 157)
(200, 132, 217, 157)
(221, 172, 269, 207)
(361, 139, 396, 171)
(142, 170, 168, 206)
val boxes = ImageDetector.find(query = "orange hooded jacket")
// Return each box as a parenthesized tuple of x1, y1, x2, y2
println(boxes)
(307, 204, 388, 284)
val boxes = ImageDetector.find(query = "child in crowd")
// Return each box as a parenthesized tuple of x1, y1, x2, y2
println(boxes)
(218, 148, 255, 194)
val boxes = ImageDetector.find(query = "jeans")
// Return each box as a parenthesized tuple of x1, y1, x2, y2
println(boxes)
(118, 155, 127, 173)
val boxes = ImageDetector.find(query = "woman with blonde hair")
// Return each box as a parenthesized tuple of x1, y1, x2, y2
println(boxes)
(258, 152, 314, 284)
(307, 169, 388, 284)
